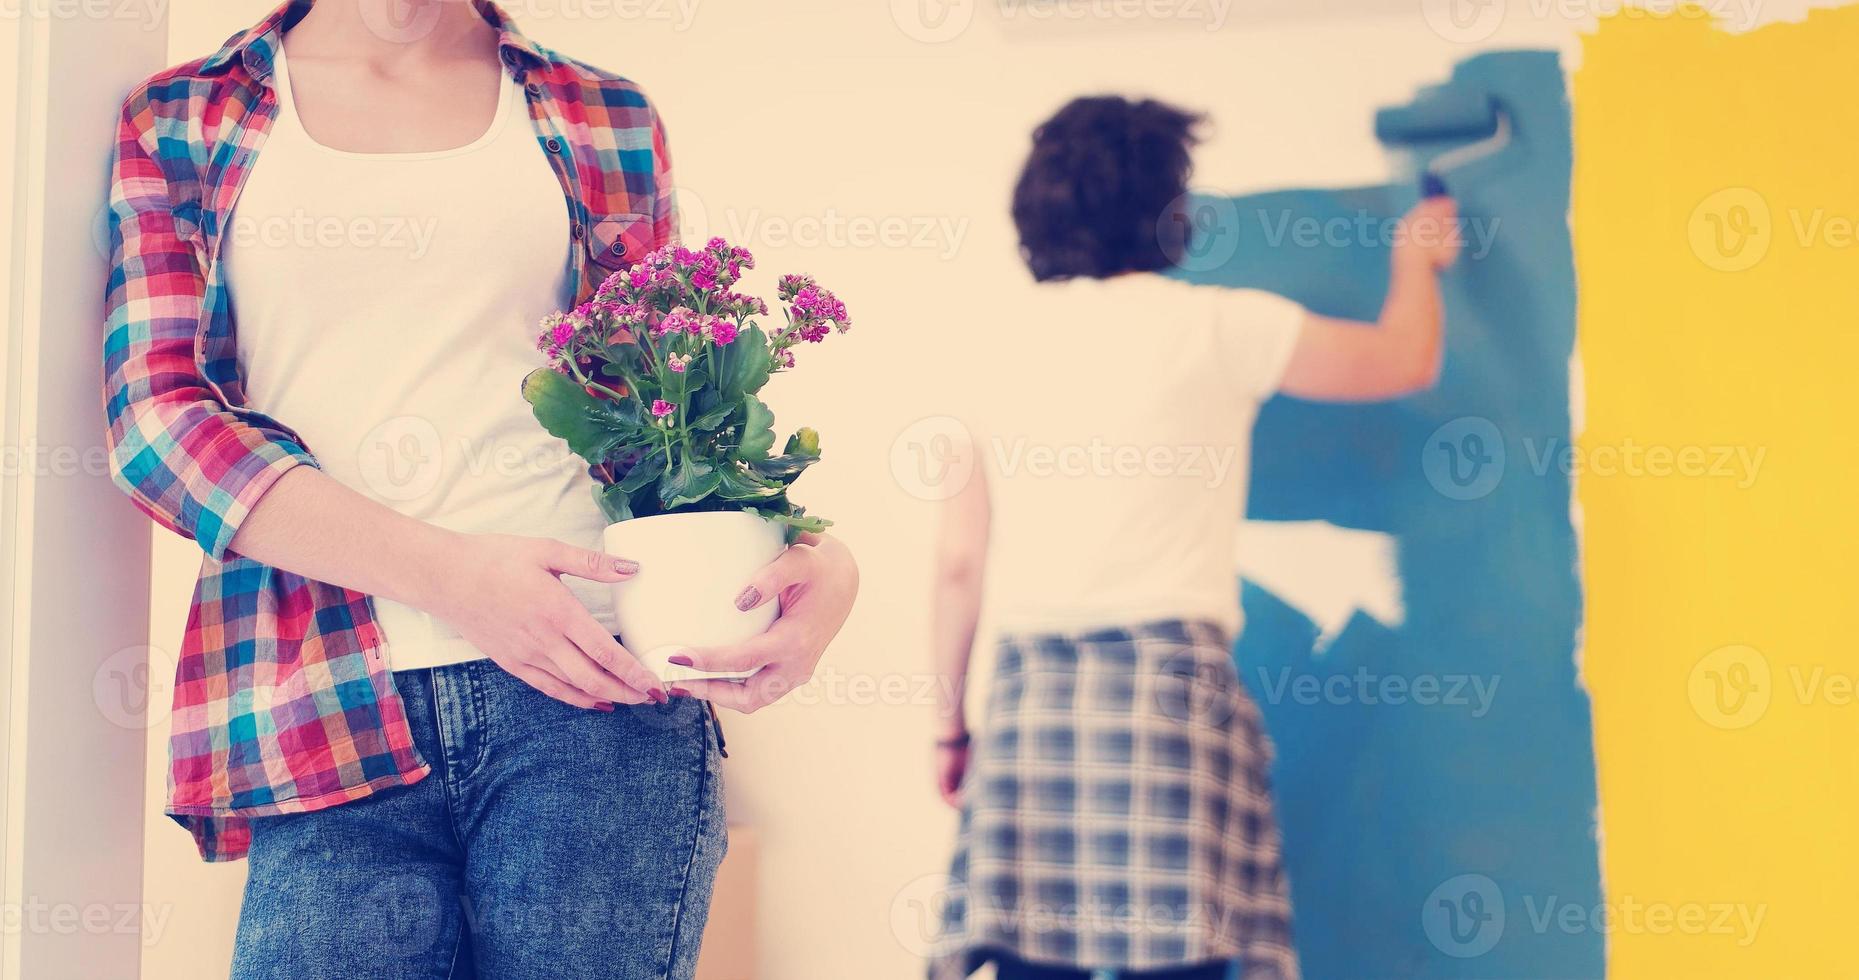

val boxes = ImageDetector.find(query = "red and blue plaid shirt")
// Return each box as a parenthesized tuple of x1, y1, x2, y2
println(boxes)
(103, 0, 675, 861)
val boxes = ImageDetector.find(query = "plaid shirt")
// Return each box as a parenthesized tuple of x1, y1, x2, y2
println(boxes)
(103, 0, 676, 861)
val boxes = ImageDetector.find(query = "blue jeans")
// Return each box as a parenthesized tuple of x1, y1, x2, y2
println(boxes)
(231, 660, 727, 979)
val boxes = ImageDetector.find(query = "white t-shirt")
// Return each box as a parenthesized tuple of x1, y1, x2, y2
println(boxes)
(973, 274, 1306, 638)
(225, 48, 612, 670)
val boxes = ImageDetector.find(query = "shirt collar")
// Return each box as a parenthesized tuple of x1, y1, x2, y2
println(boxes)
(200, 0, 547, 81)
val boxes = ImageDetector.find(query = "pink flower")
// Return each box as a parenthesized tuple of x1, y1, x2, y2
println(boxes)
(689, 252, 723, 291)
(777, 274, 812, 301)
(536, 312, 576, 358)
(668, 353, 692, 373)
(719, 292, 767, 317)
(650, 399, 676, 418)
(656, 307, 694, 339)
(710, 320, 739, 346)
(596, 269, 628, 301)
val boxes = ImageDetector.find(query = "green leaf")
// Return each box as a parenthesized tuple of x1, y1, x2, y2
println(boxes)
(594, 482, 633, 523)
(751, 426, 822, 481)
(714, 464, 783, 502)
(658, 456, 722, 510)
(783, 427, 821, 457)
(735, 395, 776, 460)
(522, 368, 645, 463)
(690, 402, 735, 432)
(616, 449, 667, 493)
(717, 326, 772, 403)
(760, 506, 832, 543)
(748, 453, 819, 482)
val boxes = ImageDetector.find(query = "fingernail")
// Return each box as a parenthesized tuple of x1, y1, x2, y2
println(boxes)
(595, 702, 615, 712)
(669, 655, 694, 667)
(613, 558, 640, 575)
(735, 586, 762, 612)
(669, 687, 692, 699)
(650, 688, 667, 704)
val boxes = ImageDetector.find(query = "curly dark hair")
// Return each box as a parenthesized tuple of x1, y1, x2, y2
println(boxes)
(1011, 95, 1206, 282)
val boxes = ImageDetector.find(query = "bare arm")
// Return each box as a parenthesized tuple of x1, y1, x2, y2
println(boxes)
(929, 437, 990, 807)
(229, 467, 459, 606)
(230, 467, 666, 708)
(1278, 196, 1460, 402)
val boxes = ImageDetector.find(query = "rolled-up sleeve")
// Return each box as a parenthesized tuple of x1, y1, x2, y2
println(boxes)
(101, 89, 314, 560)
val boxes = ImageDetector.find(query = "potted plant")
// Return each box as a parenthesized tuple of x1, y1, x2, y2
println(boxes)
(524, 237, 851, 682)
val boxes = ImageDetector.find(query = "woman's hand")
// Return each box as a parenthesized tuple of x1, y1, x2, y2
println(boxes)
(425, 532, 667, 710)
(1394, 194, 1462, 272)
(934, 733, 969, 808)
(666, 532, 860, 713)
(220, 470, 663, 709)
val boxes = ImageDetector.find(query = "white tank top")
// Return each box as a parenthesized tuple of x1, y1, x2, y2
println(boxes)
(970, 274, 1306, 638)
(225, 47, 611, 670)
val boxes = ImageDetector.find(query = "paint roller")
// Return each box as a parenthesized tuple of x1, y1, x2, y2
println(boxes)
(1374, 88, 1510, 198)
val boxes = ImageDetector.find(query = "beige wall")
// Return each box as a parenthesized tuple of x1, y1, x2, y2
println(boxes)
(141, 2, 1594, 978)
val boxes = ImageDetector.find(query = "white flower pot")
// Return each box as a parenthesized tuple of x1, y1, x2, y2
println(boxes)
(603, 510, 786, 683)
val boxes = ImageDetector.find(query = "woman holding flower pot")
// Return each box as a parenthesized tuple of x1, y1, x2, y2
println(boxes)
(927, 96, 1459, 980)
(101, 1, 857, 976)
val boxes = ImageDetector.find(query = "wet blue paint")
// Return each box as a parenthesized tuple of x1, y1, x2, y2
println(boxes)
(1171, 51, 1602, 978)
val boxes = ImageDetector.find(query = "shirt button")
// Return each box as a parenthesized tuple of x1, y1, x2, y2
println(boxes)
(571, 223, 585, 240)
(610, 242, 626, 257)
(545, 137, 563, 153)
(525, 82, 542, 97)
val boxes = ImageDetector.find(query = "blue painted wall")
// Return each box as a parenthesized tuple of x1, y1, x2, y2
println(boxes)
(1172, 51, 1602, 978)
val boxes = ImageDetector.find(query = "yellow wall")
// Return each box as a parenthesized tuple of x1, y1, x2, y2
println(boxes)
(1576, 8, 1859, 976)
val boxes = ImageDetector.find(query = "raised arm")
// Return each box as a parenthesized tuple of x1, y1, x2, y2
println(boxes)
(930, 435, 990, 807)
(1277, 195, 1461, 402)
